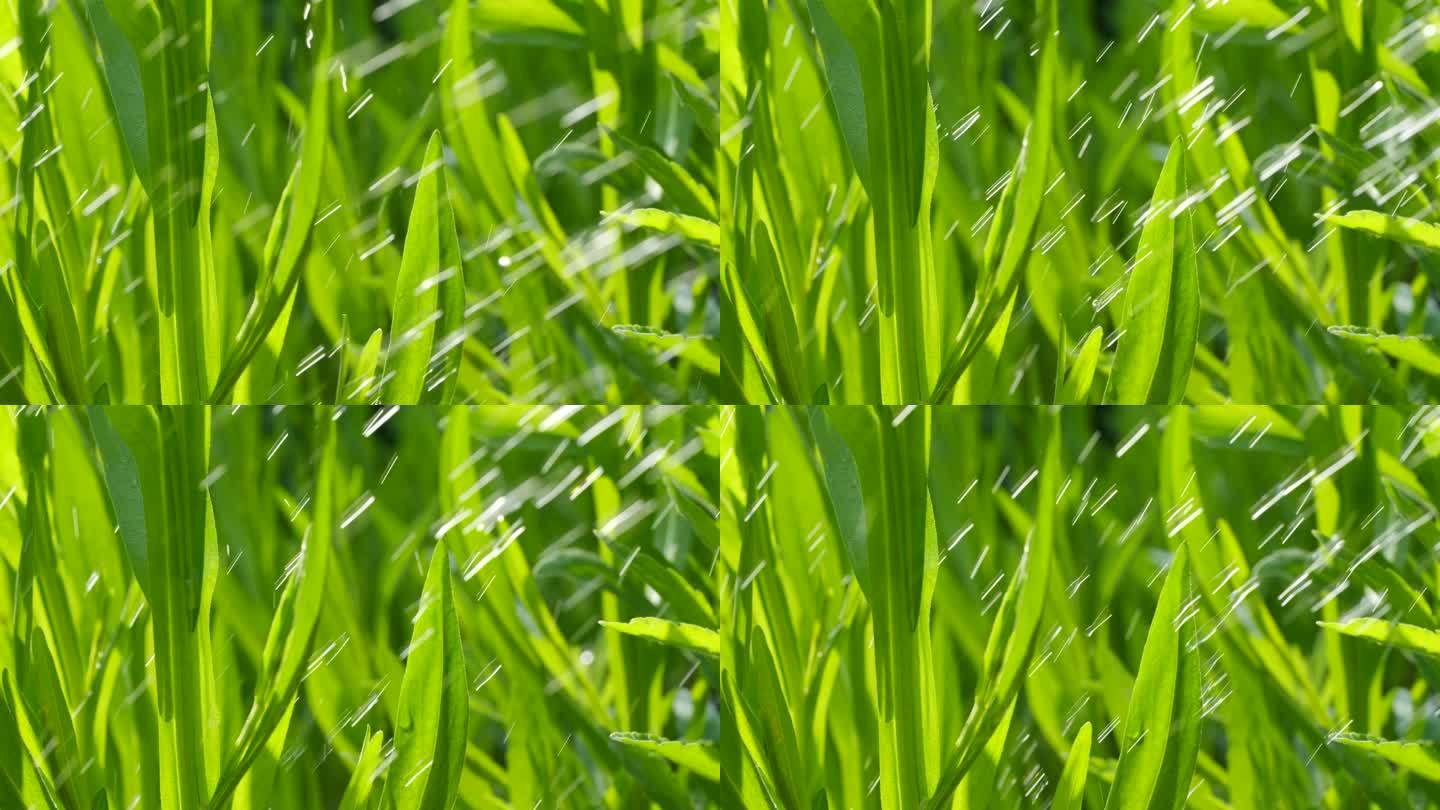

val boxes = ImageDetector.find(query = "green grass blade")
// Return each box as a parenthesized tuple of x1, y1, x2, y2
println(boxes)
(807, 0, 873, 190)
(0, 671, 64, 809)
(1152, 563, 1202, 810)
(346, 330, 385, 403)
(605, 130, 718, 219)
(599, 618, 719, 657)
(386, 133, 449, 405)
(612, 209, 720, 249)
(609, 733, 720, 782)
(808, 407, 872, 595)
(384, 545, 467, 810)
(1054, 722, 1093, 810)
(82, 0, 153, 192)
(1333, 734, 1440, 782)
(89, 406, 209, 809)
(1106, 138, 1199, 404)
(1324, 210, 1440, 250)
(208, 416, 334, 809)
(338, 728, 386, 810)
(1327, 327, 1440, 376)
(88, 409, 153, 596)
(610, 327, 721, 376)
(210, 8, 331, 402)
(1104, 545, 1191, 810)
(1059, 327, 1104, 404)
(930, 0, 1057, 403)
(957, 697, 1015, 810)
(1319, 618, 1440, 658)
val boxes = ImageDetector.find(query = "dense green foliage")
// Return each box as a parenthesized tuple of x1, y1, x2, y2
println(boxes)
(7, 0, 1440, 807)
(0, 405, 721, 807)
(0, 0, 719, 403)
(722, 0, 1440, 403)
(723, 405, 1440, 808)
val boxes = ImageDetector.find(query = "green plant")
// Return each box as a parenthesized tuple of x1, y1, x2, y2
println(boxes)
(721, 0, 1440, 404)
(0, 404, 721, 807)
(11, 0, 1440, 807)
(722, 404, 1440, 807)
(0, 0, 719, 403)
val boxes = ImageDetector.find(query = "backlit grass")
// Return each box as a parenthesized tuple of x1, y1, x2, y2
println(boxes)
(721, 0, 1440, 403)
(0, 0, 719, 403)
(722, 405, 1440, 807)
(0, 404, 721, 807)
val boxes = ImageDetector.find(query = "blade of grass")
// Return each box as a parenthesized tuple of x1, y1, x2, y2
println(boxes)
(383, 545, 467, 810)
(82, 0, 153, 191)
(1319, 617, 1440, 658)
(609, 732, 721, 782)
(90, 406, 210, 810)
(1327, 327, 1440, 376)
(1105, 138, 1199, 404)
(599, 617, 720, 657)
(1333, 734, 1440, 782)
(1324, 210, 1440, 251)
(612, 209, 720, 249)
(1059, 326, 1104, 404)
(1055, 722, 1093, 810)
(1103, 545, 1192, 810)
(339, 728, 386, 810)
(387, 133, 455, 404)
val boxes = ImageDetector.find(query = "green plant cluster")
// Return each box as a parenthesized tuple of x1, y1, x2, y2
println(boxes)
(723, 0, 1440, 404)
(1, 405, 722, 808)
(5, 0, 1440, 808)
(724, 405, 1440, 808)
(1, 0, 718, 404)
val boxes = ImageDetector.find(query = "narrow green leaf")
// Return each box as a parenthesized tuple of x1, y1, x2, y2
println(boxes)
(1107, 138, 1199, 404)
(347, 329, 385, 403)
(0, 670, 64, 809)
(1152, 566, 1202, 810)
(613, 209, 719, 249)
(473, 0, 584, 36)
(1325, 210, 1440, 251)
(388, 133, 450, 404)
(609, 732, 720, 782)
(1319, 617, 1440, 659)
(610, 326, 720, 375)
(83, 0, 152, 191)
(1059, 326, 1104, 404)
(208, 418, 334, 809)
(442, 0, 517, 221)
(1054, 723, 1093, 810)
(606, 131, 718, 219)
(1104, 546, 1191, 810)
(807, 0, 872, 187)
(983, 412, 1060, 705)
(1328, 327, 1440, 376)
(1196, 0, 1289, 27)
(930, 0, 1057, 402)
(808, 407, 871, 595)
(958, 698, 1016, 810)
(210, 9, 331, 401)
(88, 409, 151, 596)
(928, 413, 1058, 808)
(384, 546, 467, 810)
(1333, 734, 1440, 782)
(339, 729, 386, 810)
(598, 617, 719, 657)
